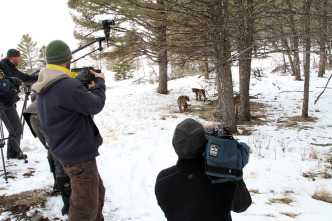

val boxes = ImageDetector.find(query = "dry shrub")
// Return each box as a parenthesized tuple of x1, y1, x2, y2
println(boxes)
(249, 189, 260, 194)
(284, 190, 295, 195)
(277, 115, 318, 130)
(0, 189, 55, 220)
(280, 212, 299, 218)
(312, 186, 332, 203)
(265, 214, 276, 218)
(268, 197, 294, 205)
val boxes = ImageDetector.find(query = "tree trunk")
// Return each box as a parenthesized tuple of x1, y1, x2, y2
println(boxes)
(212, 0, 237, 132)
(302, 0, 312, 117)
(238, 0, 254, 122)
(286, 0, 302, 81)
(204, 61, 210, 79)
(157, 0, 168, 94)
(281, 37, 296, 76)
(318, 0, 327, 77)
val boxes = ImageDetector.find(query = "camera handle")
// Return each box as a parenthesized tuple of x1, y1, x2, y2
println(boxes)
(71, 37, 105, 63)
(71, 19, 114, 63)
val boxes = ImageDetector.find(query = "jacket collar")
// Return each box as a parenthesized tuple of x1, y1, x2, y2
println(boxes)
(31, 67, 69, 93)
(176, 156, 205, 169)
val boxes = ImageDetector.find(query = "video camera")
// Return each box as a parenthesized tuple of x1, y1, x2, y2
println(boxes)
(205, 125, 232, 138)
(70, 19, 114, 86)
(0, 77, 22, 94)
(102, 19, 115, 27)
(72, 67, 101, 85)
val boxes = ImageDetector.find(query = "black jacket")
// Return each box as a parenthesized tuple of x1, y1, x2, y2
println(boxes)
(155, 157, 236, 221)
(0, 58, 38, 105)
(32, 67, 106, 166)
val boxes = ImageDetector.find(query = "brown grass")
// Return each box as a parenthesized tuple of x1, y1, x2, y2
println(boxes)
(0, 189, 56, 220)
(277, 115, 318, 130)
(312, 187, 332, 203)
(177, 97, 269, 132)
(268, 197, 294, 205)
(280, 212, 299, 218)
(249, 189, 260, 194)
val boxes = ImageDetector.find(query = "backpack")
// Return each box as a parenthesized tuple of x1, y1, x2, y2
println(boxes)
(204, 125, 250, 184)
(0, 69, 11, 94)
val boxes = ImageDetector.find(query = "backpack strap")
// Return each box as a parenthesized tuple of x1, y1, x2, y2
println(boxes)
(205, 164, 243, 177)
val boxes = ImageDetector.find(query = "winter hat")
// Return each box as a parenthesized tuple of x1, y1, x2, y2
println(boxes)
(45, 40, 72, 65)
(7, 49, 20, 57)
(172, 118, 207, 159)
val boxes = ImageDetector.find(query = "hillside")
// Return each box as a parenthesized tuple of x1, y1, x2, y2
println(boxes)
(0, 56, 331, 220)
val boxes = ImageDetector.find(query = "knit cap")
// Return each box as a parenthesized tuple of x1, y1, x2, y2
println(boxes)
(7, 49, 20, 57)
(172, 118, 207, 159)
(45, 40, 72, 65)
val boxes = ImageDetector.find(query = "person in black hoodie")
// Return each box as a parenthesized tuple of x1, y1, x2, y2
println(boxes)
(0, 49, 38, 159)
(155, 118, 237, 221)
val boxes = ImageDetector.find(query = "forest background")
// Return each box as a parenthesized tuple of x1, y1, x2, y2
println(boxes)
(1, 0, 331, 132)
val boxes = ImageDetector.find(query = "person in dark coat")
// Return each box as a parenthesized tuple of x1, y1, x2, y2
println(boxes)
(0, 48, 38, 159)
(23, 93, 71, 215)
(32, 40, 106, 221)
(155, 118, 237, 221)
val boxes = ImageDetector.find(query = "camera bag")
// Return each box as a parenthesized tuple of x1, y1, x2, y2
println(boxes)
(0, 79, 11, 94)
(204, 126, 250, 184)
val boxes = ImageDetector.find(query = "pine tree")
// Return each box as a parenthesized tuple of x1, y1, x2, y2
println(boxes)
(113, 56, 135, 81)
(37, 45, 46, 69)
(17, 34, 39, 74)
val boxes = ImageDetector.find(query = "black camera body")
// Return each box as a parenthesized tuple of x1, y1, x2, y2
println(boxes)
(102, 19, 115, 27)
(72, 67, 101, 85)
(205, 125, 232, 138)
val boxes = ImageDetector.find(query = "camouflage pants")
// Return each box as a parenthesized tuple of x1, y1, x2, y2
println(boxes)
(64, 158, 105, 221)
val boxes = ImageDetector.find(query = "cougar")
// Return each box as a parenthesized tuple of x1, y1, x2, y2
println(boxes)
(177, 96, 190, 113)
(192, 88, 207, 102)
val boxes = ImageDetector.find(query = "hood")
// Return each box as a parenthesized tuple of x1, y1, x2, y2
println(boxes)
(32, 67, 69, 93)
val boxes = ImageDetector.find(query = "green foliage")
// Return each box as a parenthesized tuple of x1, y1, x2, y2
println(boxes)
(17, 34, 41, 74)
(113, 56, 135, 81)
(38, 46, 46, 68)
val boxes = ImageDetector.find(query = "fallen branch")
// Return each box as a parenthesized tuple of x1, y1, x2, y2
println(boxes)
(315, 74, 332, 105)
(196, 81, 211, 97)
(281, 91, 313, 93)
(310, 143, 332, 147)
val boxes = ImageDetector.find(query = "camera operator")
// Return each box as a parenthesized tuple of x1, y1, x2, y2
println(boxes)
(31, 40, 106, 221)
(155, 118, 248, 221)
(0, 49, 38, 160)
(23, 92, 71, 216)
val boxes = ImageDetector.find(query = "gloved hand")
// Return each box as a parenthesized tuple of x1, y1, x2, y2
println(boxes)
(8, 77, 22, 86)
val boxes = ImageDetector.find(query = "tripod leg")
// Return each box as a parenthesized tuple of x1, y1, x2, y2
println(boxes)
(0, 106, 27, 163)
(20, 92, 30, 139)
(0, 122, 8, 183)
(1, 145, 8, 183)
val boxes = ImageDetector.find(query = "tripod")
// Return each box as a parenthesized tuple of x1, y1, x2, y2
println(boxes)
(20, 83, 31, 139)
(0, 120, 11, 183)
(0, 105, 28, 175)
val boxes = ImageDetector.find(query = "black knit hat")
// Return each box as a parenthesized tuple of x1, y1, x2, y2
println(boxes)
(172, 118, 207, 159)
(7, 49, 20, 57)
(45, 40, 72, 65)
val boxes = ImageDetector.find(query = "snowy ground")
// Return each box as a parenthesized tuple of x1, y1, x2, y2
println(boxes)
(0, 56, 331, 221)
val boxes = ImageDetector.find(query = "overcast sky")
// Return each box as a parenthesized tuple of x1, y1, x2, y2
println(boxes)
(0, 0, 77, 57)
